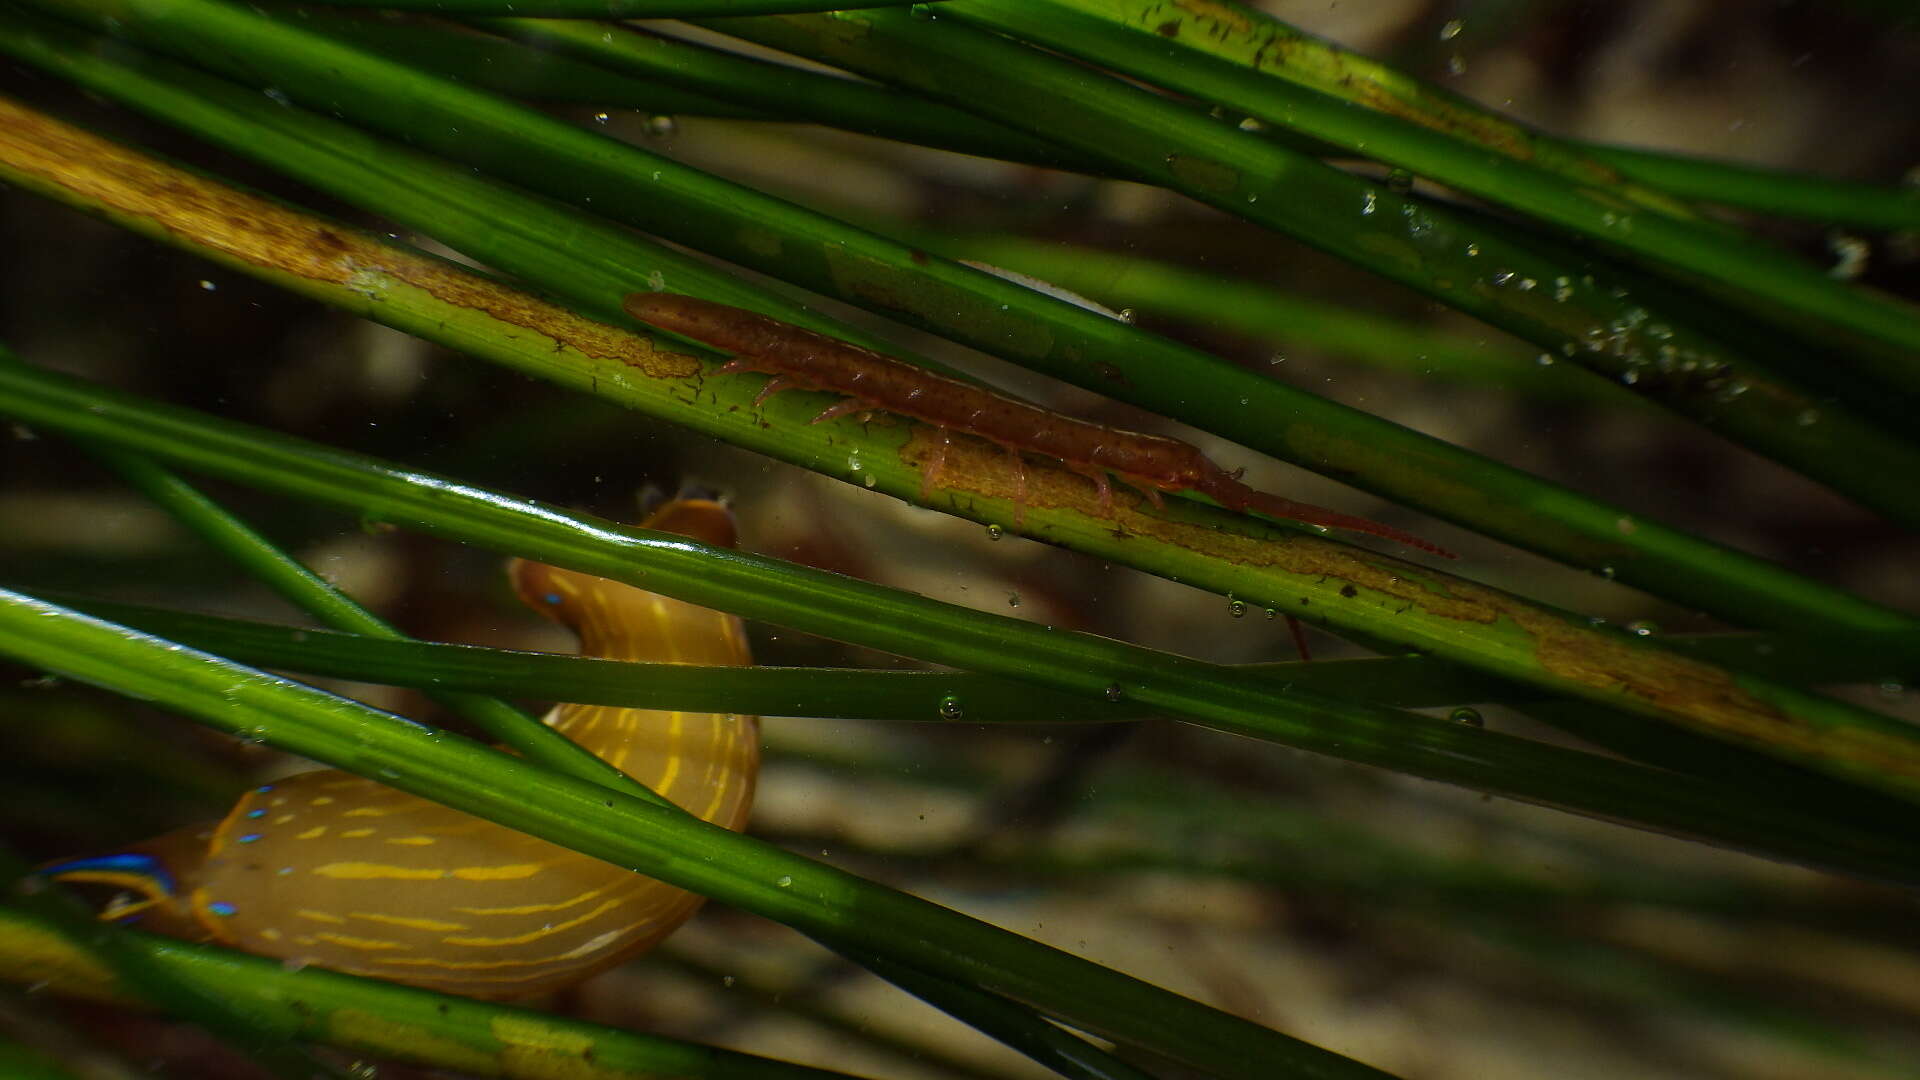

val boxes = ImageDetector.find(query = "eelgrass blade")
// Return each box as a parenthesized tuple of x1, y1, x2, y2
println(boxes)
(0, 849, 351, 1080)
(826, 949, 1159, 1080)
(82, 445, 674, 807)
(2, 90, 1917, 830)
(0, 587, 1401, 1080)
(700, 12, 1920, 523)
(292, 0, 937, 13)
(4, 360, 1920, 878)
(0, 15, 1912, 666)
(916, 234, 1597, 400)
(0, 904, 866, 1079)
(293, 11, 770, 116)
(952, 1, 1920, 369)
(1578, 142, 1920, 231)
(82, 463, 1157, 1080)
(43, 594, 1920, 854)
(468, 15, 1114, 172)
(37, 595, 1909, 721)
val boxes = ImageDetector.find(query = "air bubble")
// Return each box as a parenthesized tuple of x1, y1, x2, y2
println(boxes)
(985, 524, 1004, 540)
(938, 696, 964, 720)
(1449, 707, 1483, 727)
(775, 875, 793, 888)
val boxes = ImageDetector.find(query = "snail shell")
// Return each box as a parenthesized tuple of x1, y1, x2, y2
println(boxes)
(47, 498, 759, 998)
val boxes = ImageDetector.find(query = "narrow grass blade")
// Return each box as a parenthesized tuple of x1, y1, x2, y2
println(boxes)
(0, 905, 865, 1079)
(3, 365, 1919, 876)
(0, 23, 1911, 666)
(0, 588, 1401, 1080)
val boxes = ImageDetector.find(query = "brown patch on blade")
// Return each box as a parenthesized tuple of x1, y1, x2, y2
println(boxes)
(0, 100, 696, 381)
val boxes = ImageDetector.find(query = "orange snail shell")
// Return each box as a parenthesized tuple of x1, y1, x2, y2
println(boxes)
(46, 498, 759, 999)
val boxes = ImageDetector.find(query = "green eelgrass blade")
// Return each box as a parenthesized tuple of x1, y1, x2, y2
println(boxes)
(958, 0, 1920, 368)
(0, 904, 865, 1079)
(651, 950, 1012, 1080)
(987, 0, 1695, 217)
(1012, 1, 1920, 232)
(466, 15, 1112, 173)
(916, 234, 1598, 400)
(295, 0, 936, 12)
(4, 357, 1920, 881)
(6, 92, 1919, 817)
(81, 445, 673, 808)
(35, 594, 1908, 721)
(701, 12, 1920, 520)
(290, 11, 770, 116)
(0, 14, 889, 342)
(320, 11, 1920, 234)
(3, 88, 1917, 816)
(0, 851, 350, 1080)
(41, 592, 1920, 865)
(84, 468, 1129, 1080)
(1580, 142, 1920, 231)
(40, 390, 1102, 1076)
(846, 951, 1160, 1080)
(0, 588, 1399, 1080)
(2, 12, 1914, 666)
(12, 594, 1500, 721)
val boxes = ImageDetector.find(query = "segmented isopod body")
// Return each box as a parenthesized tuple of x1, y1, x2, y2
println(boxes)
(624, 294, 1453, 559)
(46, 498, 759, 998)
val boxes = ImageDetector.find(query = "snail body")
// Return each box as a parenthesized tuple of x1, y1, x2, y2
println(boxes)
(47, 498, 758, 998)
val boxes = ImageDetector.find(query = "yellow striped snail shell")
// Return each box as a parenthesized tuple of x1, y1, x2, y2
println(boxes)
(45, 497, 759, 999)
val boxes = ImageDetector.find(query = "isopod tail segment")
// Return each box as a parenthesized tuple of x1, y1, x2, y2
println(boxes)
(625, 292, 1455, 559)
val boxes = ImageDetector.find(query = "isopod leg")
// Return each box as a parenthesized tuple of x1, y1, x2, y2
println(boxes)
(1118, 477, 1165, 510)
(1285, 615, 1314, 662)
(753, 377, 800, 406)
(1067, 464, 1113, 511)
(811, 397, 871, 425)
